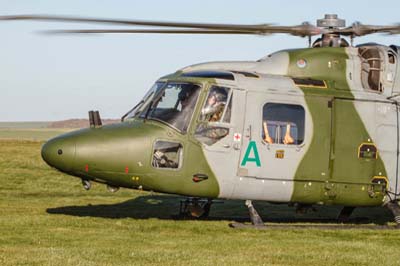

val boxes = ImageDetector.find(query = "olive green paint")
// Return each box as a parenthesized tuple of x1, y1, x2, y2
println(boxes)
(288, 47, 349, 90)
(288, 48, 388, 206)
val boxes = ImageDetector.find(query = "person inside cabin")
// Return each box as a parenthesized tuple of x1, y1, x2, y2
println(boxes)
(201, 88, 228, 122)
(195, 87, 230, 145)
(262, 121, 295, 145)
(177, 87, 193, 110)
(263, 121, 274, 144)
(283, 123, 294, 144)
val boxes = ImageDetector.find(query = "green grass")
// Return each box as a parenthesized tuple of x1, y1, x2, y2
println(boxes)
(0, 129, 72, 141)
(1, 139, 400, 266)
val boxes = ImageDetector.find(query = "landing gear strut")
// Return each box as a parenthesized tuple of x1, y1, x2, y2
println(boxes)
(230, 200, 265, 228)
(385, 201, 400, 228)
(245, 200, 265, 227)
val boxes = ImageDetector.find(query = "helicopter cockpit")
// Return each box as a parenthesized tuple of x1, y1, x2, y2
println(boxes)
(122, 78, 232, 169)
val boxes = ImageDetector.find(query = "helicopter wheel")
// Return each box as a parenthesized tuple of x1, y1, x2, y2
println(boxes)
(385, 201, 400, 228)
(179, 198, 213, 219)
(337, 206, 355, 223)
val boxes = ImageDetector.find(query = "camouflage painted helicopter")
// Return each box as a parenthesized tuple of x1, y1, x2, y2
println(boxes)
(3, 14, 400, 227)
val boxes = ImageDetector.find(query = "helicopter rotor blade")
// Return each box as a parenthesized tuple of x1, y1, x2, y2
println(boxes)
(264, 22, 324, 37)
(332, 22, 400, 36)
(0, 15, 323, 37)
(0, 14, 273, 31)
(42, 29, 260, 35)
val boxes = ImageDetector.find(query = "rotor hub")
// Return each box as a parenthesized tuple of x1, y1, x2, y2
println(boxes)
(317, 14, 346, 29)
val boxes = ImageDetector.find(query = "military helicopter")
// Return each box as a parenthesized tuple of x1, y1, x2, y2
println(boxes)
(3, 14, 400, 228)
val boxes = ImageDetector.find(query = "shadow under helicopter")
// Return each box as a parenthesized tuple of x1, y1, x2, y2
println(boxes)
(46, 194, 394, 225)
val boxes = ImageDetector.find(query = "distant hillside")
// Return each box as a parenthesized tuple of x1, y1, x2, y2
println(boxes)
(47, 119, 120, 129)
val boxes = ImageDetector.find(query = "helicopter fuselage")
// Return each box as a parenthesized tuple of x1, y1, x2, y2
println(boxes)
(42, 45, 400, 207)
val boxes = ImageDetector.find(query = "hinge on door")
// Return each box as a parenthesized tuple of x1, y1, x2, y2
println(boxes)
(328, 100, 333, 108)
(245, 125, 252, 140)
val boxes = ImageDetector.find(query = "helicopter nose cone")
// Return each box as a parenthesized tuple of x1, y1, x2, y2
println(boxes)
(41, 135, 76, 173)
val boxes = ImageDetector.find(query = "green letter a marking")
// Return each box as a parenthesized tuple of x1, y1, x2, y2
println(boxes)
(240, 140, 261, 167)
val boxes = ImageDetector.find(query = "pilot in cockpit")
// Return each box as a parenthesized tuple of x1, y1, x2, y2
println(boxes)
(201, 88, 228, 122)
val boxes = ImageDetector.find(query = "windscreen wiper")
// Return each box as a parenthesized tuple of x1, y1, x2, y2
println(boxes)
(121, 100, 144, 122)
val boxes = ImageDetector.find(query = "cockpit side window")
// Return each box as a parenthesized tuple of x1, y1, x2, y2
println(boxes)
(152, 140, 182, 169)
(195, 86, 231, 145)
(262, 103, 305, 145)
(200, 86, 230, 122)
(222, 95, 232, 123)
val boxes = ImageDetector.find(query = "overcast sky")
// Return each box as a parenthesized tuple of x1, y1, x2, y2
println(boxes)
(1, 0, 400, 121)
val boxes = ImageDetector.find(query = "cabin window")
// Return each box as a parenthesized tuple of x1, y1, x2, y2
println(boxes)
(152, 141, 182, 169)
(262, 103, 305, 145)
(389, 52, 396, 64)
(359, 47, 383, 92)
(195, 86, 231, 145)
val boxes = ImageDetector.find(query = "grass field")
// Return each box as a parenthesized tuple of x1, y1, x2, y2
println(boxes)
(0, 121, 75, 141)
(1, 138, 400, 265)
(0, 129, 73, 141)
(0, 122, 50, 129)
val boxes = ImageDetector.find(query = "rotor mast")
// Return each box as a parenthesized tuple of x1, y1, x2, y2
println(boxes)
(314, 14, 350, 48)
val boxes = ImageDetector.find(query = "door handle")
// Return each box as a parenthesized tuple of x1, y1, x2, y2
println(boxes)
(222, 144, 230, 148)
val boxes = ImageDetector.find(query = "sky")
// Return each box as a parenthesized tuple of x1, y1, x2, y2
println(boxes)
(1, 0, 400, 121)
